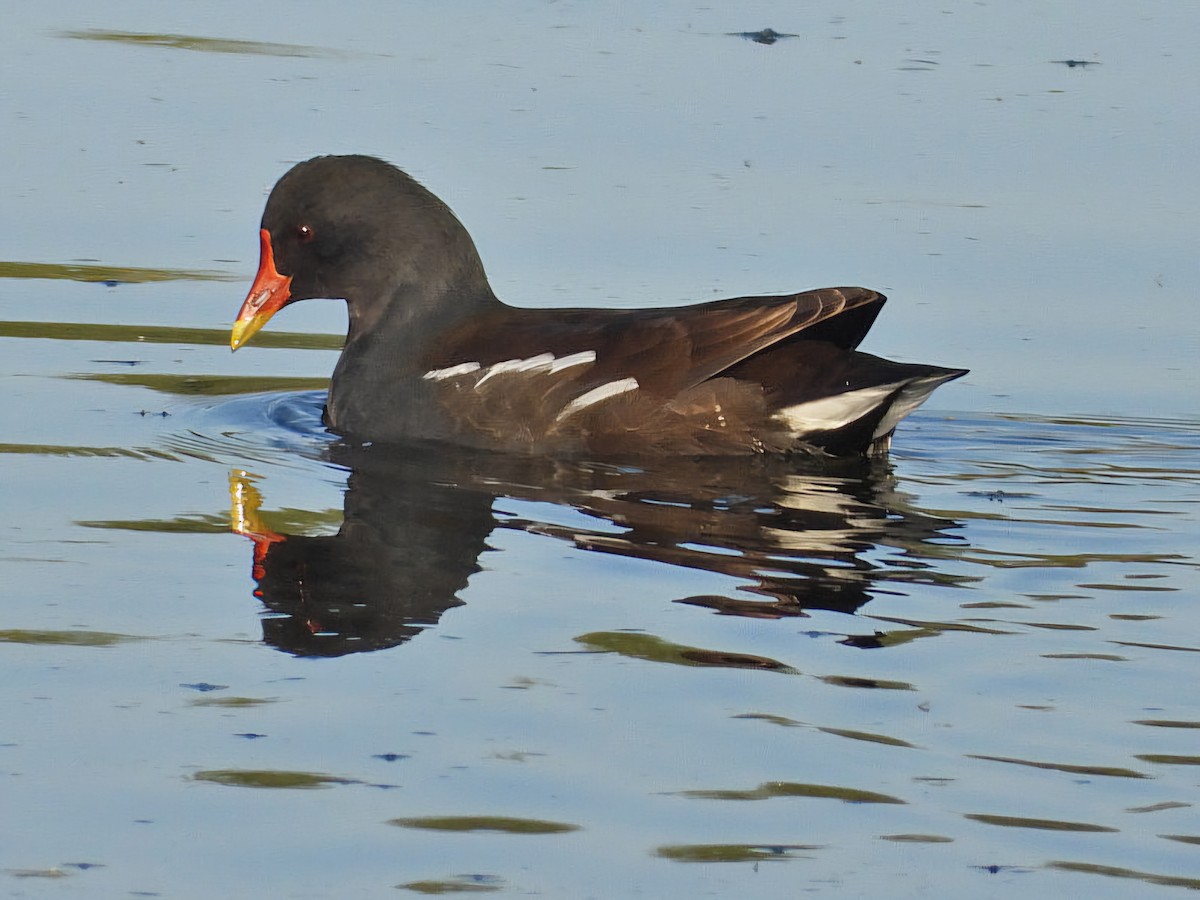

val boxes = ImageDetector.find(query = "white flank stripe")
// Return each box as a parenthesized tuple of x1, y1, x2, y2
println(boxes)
(775, 383, 903, 435)
(423, 361, 481, 380)
(548, 350, 597, 373)
(475, 353, 554, 386)
(426, 351, 597, 386)
(510, 352, 556, 372)
(556, 377, 639, 422)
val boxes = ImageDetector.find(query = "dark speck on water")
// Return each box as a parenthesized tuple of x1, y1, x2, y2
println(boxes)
(1052, 59, 1100, 67)
(730, 28, 798, 45)
(840, 633, 889, 650)
(963, 490, 1036, 502)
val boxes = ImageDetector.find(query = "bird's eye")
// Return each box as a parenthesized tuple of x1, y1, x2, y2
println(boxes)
(296, 224, 316, 243)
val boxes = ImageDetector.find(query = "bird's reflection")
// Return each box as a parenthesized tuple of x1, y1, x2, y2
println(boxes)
(231, 444, 966, 657)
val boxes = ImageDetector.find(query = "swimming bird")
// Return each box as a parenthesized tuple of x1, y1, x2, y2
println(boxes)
(232, 155, 966, 456)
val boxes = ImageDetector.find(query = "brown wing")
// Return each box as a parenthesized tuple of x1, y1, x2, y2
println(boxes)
(657, 286, 885, 388)
(548, 286, 885, 394)
(426, 286, 886, 398)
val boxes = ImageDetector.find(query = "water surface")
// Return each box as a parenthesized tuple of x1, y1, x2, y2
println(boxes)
(2, 2, 1199, 897)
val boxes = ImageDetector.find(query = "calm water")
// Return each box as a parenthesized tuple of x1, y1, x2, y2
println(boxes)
(3, 3, 1199, 898)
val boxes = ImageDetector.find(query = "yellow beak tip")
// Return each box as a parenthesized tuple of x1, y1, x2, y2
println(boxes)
(230, 316, 267, 352)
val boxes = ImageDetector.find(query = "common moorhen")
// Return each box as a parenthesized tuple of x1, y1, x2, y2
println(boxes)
(232, 155, 966, 456)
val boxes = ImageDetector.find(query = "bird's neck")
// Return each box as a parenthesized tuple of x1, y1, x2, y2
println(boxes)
(326, 282, 502, 442)
(343, 281, 500, 367)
